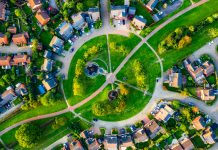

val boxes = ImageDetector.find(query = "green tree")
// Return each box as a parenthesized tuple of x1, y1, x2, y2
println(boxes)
(76, 3, 83, 11)
(208, 28, 218, 38)
(75, 59, 85, 77)
(171, 100, 180, 109)
(180, 108, 191, 121)
(119, 84, 129, 96)
(15, 123, 41, 148)
(2, 74, 11, 84)
(40, 91, 57, 106)
(14, 9, 23, 17)
(32, 39, 38, 52)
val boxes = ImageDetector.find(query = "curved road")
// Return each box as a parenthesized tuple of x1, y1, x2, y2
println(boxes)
(0, 0, 210, 141)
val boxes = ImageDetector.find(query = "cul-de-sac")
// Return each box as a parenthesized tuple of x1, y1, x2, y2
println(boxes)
(0, 0, 218, 150)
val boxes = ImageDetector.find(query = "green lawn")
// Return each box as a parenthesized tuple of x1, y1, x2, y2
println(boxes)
(147, 0, 218, 71)
(108, 33, 141, 71)
(63, 35, 108, 106)
(130, 1, 154, 25)
(110, 0, 124, 5)
(39, 31, 53, 48)
(75, 83, 152, 121)
(0, 112, 91, 150)
(117, 44, 161, 93)
(0, 101, 67, 131)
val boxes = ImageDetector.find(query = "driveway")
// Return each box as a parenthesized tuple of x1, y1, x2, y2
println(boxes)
(0, 44, 32, 55)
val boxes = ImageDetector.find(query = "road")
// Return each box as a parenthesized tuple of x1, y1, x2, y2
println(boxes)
(0, 44, 32, 55)
(0, 0, 213, 148)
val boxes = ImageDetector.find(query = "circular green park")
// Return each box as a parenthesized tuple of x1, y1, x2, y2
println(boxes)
(63, 33, 161, 121)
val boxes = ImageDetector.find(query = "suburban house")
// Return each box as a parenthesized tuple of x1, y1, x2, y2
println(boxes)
(110, 5, 127, 20)
(104, 135, 118, 150)
(154, 105, 174, 123)
(12, 33, 29, 45)
(128, 7, 136, 16)
(146, 0, 159, 11)
(192, 116, 206, 130)
(0, 2, 6, 21)
(119, 134, 135, 150)
(15, 83, 28, 96)
(85, 138, 100, 150)
(42, 59, 53, 72)
(88, 8, 100, 22)
(202, 127, 216, 144)
(42, 77, 57, 91)
(35, 9, 50, 26)
(43, 50, 53, 59)
(132, 15, 147, 30)
(144, 120, 161, 139)
(202, 61, 215, 77)
(170, 141, 183, 150)
(165, 69, 183, 88)
(28, 0, 42, 11)
(7, 26, 17, 34)
(56, 21, 73, 40)
(0, 54, 31, 69)
(0, 33, 9, 45)
(71, 140, 84, 150)
(49, 36, 64, 55)
(196, 88, 215, 101)
(0, 87, 17, 107)
(133, 128, 149, 143)
(184, 58, 215, 85)
(71, 13, 86, 30)
(80, 130, 93, 139)
(179, 137, 195, 150)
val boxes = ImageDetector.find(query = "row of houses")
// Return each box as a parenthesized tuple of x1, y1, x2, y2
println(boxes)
(164, 55, 216, 101)
(110, 5, 148, 30)
(0, 54, 31, 69)
(0, 31, 30, 46)
(0, 83, 28, 114)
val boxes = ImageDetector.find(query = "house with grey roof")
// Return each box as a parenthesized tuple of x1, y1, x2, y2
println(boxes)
(110, 5, 128, 20)
(56, 21, 73, 40)
(42, 59, 53, 72)
(42, 77, 57, 91)
(71, 12, 86, 30)
(49, 36, 64, 55)
(0, 87, 17, 107)
(128, 7, 136, 16)
(43, 50, 53, 59)
(88, 8, 100, 22)
(15, 83, 28, 96)
(104, 135, 118, 150)
(146, 0, 159, 11)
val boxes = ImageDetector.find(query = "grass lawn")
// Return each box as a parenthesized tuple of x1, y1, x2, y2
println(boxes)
(130, 1, 154, 25)
(64, 42, 71, 51)
(63, 35, 108, 106)
(0, 101, 67, 131)
(0, 112, 91, 149)
(75, 84, 152, 121)
(191, 136, 207, 148)
(116, 44, 161, 93)
(147, 0, 218, 71)
(12, 98, 22, 106)
(39, 30, 53, 48)
(110, 0, 124, 5)
(108, 33, 141, 71)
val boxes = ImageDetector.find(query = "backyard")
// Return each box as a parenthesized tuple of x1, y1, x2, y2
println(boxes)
(63, 35, 109, 106)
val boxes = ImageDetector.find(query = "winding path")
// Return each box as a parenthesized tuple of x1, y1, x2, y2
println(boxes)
(0, 0, 211, 145)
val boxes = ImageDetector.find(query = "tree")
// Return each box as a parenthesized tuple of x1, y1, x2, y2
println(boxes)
(180, 108, 191, 121)
(180, 123, 187, 132)
(73, 78, 84, 96)
(76, 3, 83, 11)
(171, 100, 180, 109)
(119, 84, 129, 96)
(2, 74, 11, 84)
(15, 123, 41, 148)
(109, 42, 117, 51)
(192, 106, 199, 113)
(188, 25, 195, 33)
(32, 39, 38, 52)
(52, 117, 67, 129)
(75, 59, 85, 77)
(14, 9, 23, 17)
(40, 91, 57, 106)
(0, 79, 6, 87)
(178, 35, 192, 49)
(208, 28, 218, 38)
(206, 17, 214, 23)
(84, 27, 89, 33)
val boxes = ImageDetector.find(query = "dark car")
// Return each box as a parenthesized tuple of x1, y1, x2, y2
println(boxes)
(123, 20, 125, 25)
(70, 48, 75, 53)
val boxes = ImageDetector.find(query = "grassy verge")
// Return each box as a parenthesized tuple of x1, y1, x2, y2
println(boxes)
(0, 112, 91, 150)
(63, 35, 108, 106)
(108, 33, 141, 71)
(0, 101, 67, 131)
